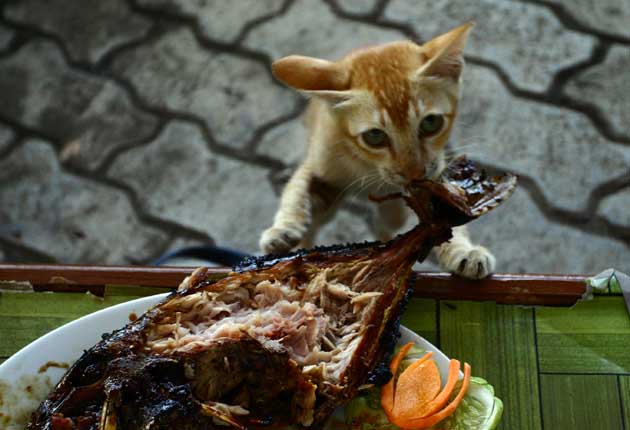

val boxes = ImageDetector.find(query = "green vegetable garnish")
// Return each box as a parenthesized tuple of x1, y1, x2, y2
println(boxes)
(344, 345, 502, 430)
(436, 377, 503, 430)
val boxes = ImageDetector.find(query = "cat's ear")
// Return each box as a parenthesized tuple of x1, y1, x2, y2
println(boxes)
(272, 55, 356, 107)
(272, 55, 350, 91)
(415, 22, 474, 81)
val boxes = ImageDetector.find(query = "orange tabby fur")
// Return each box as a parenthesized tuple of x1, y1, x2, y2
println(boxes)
(260, 23, 495, 279)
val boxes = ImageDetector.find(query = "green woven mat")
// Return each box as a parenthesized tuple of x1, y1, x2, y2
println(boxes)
(1, 287, 629, 429)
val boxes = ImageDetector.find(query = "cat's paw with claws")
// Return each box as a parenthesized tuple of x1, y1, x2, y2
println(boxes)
(439, 244, 496, 279)
(259, 226, 303, 255)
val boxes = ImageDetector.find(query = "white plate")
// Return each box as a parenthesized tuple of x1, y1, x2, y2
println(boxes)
(0, 294, 452, 429)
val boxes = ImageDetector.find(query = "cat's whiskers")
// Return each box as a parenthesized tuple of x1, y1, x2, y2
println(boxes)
(444, 151, 489, 163)
(331, 171, 381, 207)
(448, 141, 487, 151)
(444, 138, 494, 164)
(350, 173, 383, 199)
(376, 178, 388, 192)
(447, 137, 488, 151)
(344, 172, 387, 202)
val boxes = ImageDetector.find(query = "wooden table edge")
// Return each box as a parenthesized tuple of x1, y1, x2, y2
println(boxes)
(0, 264, 592, 307)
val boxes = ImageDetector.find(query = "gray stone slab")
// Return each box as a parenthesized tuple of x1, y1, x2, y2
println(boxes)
(565, 45, 630, 138)
(332, 0, 381, 15)
(599, 189, 630, 226)
(0, 125, 15, 154)
(451, 64, 630, 212)
(547, 0, 630, 39)
(137, 0, 285, 43)
(5, 0, 151, 63)
(0, 139, 169, 264)
(0, 244, 49, 264)
(0, 39, 159, 171)
(112, 28, 298, 148)
(256, 118, 308, 167)
(469, 188, 629, 274)
(244, 0, 403, 60)
(385, 0, 595, 92)
(108, 121, 278, 253)
(0, 24, 14, 51)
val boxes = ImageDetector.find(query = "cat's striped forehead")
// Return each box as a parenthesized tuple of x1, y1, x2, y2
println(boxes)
(347, 42, 426, 129)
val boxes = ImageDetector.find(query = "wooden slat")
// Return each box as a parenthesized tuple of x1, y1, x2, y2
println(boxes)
(0, 292, 142, 357)
(0, 291, 140, 318)
(400, 298, 437, 345)
(412, 272, 591, 306)
(536, 296, 630, 374)
(0, 264, 592, 306)
(0, 316, 75, 357)
(439, 302, 541, 430)
(620, 376, 630, 426)
(0, 264, 212, 287)
(540, 374, 623, 429)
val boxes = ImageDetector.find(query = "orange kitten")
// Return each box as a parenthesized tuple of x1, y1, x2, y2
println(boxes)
(260, 23, 495, 279)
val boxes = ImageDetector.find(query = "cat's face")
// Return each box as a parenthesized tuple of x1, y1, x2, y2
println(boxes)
(334, 52, 458, 186)
(273, 23, 472, 187)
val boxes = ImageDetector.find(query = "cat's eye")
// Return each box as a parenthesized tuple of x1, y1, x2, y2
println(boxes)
(361, 129, 390, 148)
(419, 114, 445, 137)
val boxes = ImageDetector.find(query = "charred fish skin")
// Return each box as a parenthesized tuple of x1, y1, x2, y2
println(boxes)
(29, 227, 434, 430)
(28, 159, 517, 430)
(235, 239, 385, 273)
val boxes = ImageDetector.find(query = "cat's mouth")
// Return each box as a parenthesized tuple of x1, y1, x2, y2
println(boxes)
(384, 171, 442, 189)
(371, 155, 518, 224)
(384, 162, 444, 188)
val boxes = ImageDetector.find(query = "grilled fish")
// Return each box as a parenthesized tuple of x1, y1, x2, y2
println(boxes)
(28, 156, 516, 430)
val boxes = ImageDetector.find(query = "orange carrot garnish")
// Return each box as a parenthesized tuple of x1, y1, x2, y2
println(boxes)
(380, 342, 415, 416)
(380, 344, 473, 430)
(398, 350, 435, 375)
(407, 358, 462, 419)
(393, 358, 441, 418)
(393, 362, 472, 429)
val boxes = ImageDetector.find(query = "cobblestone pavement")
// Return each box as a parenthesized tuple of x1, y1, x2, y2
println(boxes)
(0, 0, 628, 274)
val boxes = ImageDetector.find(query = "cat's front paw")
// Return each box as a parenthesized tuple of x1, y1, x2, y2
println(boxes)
(259, 226, 303, 255)
(439, 244, 496, 279)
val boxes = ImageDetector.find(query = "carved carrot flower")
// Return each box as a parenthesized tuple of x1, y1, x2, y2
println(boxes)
(381, 342, 472, 429)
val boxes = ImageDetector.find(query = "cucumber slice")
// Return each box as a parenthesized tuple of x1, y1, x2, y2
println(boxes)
(435, 377, 503, 430)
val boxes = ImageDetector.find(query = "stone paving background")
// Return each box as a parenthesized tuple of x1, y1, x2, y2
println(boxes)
(0, 0, 628, 274)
